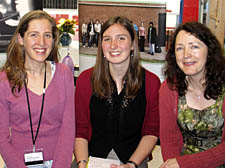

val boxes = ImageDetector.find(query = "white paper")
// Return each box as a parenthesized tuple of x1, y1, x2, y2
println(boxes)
(87, 156, 120, 168)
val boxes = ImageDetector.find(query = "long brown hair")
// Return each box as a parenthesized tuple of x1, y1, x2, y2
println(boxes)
(91, 16, 143, 98)
(2, 10, 59, 95)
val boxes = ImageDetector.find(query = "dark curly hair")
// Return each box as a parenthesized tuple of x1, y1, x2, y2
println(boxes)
(164, 22, 225, 100)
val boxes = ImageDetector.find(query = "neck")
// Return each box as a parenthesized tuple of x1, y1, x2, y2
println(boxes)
(186, 75, 205, 93)
(110, 66, 127, 83)
(109, 63, 129, 94)
(109, 61, 129, 83)
(25, 61, 46, 76)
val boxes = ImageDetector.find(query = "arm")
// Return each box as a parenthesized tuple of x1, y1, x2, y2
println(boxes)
(81, 24, 85, 35)
(147, 28, 150, 42)
(0, 76, 26, 168)
(52, 67, 75, 168)
(128, 135, 158, 165)
(138, 27, 141, 39)
(144, 28, 146, 39)
(160, 158, 179, 168)
(74, 138, 89, 168)
(74, 69, 93, 167)
(159, 81, 183, 161)
(138, 27, 140, 39)
(153, 28, 158, 43)
(111, 135, 158, 168)
(176, 142, 225, 168)
(135, 70, 160, 165)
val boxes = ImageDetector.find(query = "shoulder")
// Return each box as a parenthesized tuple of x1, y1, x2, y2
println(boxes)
(76, 68, 93, 96)
(76, 68, 93, 88)
(0, 71, 10, 92)
(0, 71, 9, 84)
(160, 79, 175, 96)
(0, 71, 7, 79)
(144, 69, 161, 86)
(77, 68, 93, 81)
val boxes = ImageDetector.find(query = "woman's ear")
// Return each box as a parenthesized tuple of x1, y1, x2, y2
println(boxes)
(17, 34, 24, 46)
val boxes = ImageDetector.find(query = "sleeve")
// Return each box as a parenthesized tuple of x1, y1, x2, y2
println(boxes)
(160, 81, 225, 168)
(52, 67, 75, 168)
(0, 79, 26, 168)
(81, 25, 84, 34)
(147, 28, 149, 42)
(144, 28, 146, 37)
(75, 69, 92, 140)
(159, 81, 183, 161)
(142, 71, 161, 137)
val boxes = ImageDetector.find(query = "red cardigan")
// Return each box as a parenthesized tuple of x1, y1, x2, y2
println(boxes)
(159, 80, 225, 168)
(75, 67, 160, 141)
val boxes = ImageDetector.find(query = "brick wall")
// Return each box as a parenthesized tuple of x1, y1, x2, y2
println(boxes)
(78, 3, 166, 46)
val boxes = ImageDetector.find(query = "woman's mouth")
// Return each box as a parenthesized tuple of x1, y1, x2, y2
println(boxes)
(110, 51, 121, 56)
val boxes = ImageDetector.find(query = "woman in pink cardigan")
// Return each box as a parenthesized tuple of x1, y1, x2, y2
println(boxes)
(159, 22, 225, 168)
(0, 10, 75, 168)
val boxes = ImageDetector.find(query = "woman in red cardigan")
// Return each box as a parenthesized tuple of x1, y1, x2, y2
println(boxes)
(159, 22, 225, 168)
(74, 16, 160, 168)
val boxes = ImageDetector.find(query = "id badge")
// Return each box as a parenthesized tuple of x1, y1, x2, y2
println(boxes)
(24, 149, 44, 167)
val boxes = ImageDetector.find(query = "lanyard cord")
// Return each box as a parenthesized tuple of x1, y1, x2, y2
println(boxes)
(24, 62, 46, 151)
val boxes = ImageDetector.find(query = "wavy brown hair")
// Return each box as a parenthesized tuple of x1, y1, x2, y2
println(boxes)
(91, 16, 143, 98)
(1, 10, 59, 95)
(164, 22, 225, 99)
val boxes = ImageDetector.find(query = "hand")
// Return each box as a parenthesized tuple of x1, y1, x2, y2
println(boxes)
(159, 158, 180, 168)
(110, 163, 135, 168)
(78, 161, 87, 168)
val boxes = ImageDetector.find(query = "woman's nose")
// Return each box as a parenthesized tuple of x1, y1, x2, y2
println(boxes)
(37, 36, 45, 46)
(184, 47, 191, 58)
(110, 39, 118, 49)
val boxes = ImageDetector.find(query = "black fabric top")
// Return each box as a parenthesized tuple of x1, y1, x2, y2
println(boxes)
(89, 70, 146, 163)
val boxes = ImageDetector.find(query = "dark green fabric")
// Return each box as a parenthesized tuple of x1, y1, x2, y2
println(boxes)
(177, 93, 225, 167)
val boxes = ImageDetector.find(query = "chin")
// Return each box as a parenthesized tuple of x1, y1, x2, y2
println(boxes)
(185, 72, 201, 77)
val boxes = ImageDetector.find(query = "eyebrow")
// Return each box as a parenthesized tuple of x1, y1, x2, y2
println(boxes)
(103, 34, 128, 38)
(27, 31, 52, 34)
(188, 42, 201, 45)
(175, 42, 202, 46)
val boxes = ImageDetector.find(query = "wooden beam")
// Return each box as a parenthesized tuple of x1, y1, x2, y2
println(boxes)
(208, 0, 225, 47)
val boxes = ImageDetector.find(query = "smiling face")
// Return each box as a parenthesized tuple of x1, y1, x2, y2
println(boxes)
(175, 30, 208, 78)
(102, 23, 133, 67)
(18, 18, 53, 65)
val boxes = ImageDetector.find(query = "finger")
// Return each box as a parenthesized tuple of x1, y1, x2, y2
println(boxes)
(110, 164, 120, 168)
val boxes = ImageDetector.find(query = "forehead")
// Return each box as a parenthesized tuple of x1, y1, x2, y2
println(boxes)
(103, 24, 130, 36)
(27, 18, 52, 31)
(176, 30, 203, 44)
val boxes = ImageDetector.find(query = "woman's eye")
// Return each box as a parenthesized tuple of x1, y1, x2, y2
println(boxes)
(118, 36, 126, 41)
(45, 33, 52, 38)
(103, 37, 110, 42)
(191, 45, 199, 49)
(176, 47, 183, 51)
(30, 33, 38, 37)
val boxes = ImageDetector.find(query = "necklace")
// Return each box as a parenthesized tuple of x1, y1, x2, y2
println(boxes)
(195, 92, 203, 99)
(197, 94, 201, 99)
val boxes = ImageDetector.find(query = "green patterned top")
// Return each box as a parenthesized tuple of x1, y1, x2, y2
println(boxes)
(177, 93, 225, 168)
